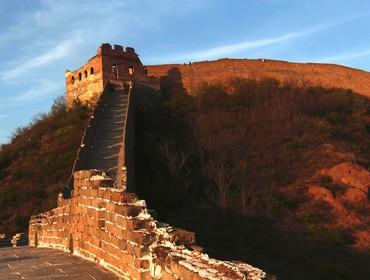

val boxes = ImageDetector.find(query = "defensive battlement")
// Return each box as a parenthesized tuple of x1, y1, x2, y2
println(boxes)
(98, 43, 138, 58)
(98, 43, 137, 55)
(65, 43, 158, 108)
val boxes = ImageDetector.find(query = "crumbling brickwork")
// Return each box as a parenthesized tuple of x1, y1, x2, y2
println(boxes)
(146, 59, 370, 98)
(29, 170, 269, 280)
(65, 43, 158, 108)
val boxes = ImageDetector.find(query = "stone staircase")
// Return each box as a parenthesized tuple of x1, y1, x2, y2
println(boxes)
(73, 83, 130, 189)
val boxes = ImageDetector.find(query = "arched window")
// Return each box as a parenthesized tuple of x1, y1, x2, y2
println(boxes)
(90, 67, 94, 75)
(78, 72, 82, 80)
(112, 64, 118, 78)
(84, 70, 88, 78)
(128, 66, 134, 75)
(71, 76, 75, 83)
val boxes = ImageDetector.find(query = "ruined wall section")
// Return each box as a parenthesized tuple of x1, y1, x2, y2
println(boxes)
(146, 59, 370, 98)
(65, 54, 104, 108)
(29, 170, 269, 280)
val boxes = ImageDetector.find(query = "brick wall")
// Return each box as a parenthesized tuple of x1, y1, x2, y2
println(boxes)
(29, 170, 270, 280)
(146, 58, 370, 98)
(65, 54, 104, 108)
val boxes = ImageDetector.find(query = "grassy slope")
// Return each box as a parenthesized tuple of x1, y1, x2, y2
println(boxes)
(0, 97, 89, 233)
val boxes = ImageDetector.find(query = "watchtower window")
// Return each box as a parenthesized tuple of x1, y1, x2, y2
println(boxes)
(90, 67, 94, 75)
(84, 70, 88, 78)
(78, 72, 82, 80)
(71, 76, 75, 83)
(112, 64, 119, 78)
(129, 66, 134, 75)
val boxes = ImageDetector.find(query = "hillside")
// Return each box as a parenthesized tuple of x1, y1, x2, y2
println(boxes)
(0, 78, 369, 279)
(0, 98, 89, 233)
(135, 78, 370, 279)
(146, 58, 370, 98)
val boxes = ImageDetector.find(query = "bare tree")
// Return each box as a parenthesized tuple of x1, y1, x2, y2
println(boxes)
(206, 158, 233, 209)
(160, 139, 192, 191)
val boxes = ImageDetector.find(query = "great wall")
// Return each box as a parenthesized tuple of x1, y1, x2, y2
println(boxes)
(26, 44, 273, 280)
(3, 42, 370, 279)
(146, 58, 370, 98)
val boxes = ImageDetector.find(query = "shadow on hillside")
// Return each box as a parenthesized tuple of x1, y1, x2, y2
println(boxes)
(134, 77, 370, 280)
(158, 67, 187, 98)
(158, 205, 370, 280)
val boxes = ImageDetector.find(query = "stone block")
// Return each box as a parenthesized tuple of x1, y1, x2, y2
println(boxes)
(127, 242, 147, 258)
(161, 271, 178, 280)
(120, 251, 134, 264)
(127, 231, 154, 246)
(170, 228, 195, 245)
(134, 258, 150, 269)
(119, 239, 128, 251)
(111, 192, 137, 203)
(126, 218, 154, 231)
(89, 178, 115, 188)
(115, 205, 143, 217)
(98, 188, 111, 200)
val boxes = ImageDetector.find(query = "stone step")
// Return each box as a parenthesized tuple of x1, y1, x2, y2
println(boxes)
(73, 86, 130, 183)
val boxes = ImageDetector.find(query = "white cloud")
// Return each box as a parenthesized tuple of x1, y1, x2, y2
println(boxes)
(0, 114, 11, 120)
(0, 0, 208, 83)
(153, 12, 370, 63)
(317, 48, 370, 63)
(176, 32, 309, 61)
(10, 80, 61, 102)
(0, 34, 84, 81)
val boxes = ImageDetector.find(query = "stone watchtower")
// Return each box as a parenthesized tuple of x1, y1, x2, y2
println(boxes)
(65, 43, 158, 107)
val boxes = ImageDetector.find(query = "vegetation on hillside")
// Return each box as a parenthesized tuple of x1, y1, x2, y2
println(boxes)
(0, 97, 89, 233)
(135, 78, 370, 280)
(0, 79, 369, 279)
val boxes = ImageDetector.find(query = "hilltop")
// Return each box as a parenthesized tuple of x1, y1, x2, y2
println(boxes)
(146, 58, 370, 98)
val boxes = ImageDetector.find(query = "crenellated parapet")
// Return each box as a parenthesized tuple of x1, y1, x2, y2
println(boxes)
(98, 43, 138, 59)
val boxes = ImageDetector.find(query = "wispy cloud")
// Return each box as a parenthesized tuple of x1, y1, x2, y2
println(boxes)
(0, 114, 11, 120)
(155, 12, 370, 63)
(0, 0, 155, 82)
(0, 35, 82, 81)
(317, 48, 370, 63)
(10, 80, 61, 102)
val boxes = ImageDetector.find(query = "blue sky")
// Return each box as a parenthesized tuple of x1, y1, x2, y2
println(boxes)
(1, 0, 370, 144)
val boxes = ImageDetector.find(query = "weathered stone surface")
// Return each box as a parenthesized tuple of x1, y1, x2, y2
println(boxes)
(29, 170, 269, 279)
(0, 246, 119, 279)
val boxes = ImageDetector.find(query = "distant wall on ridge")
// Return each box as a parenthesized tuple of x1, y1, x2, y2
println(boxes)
(146, 59, 370, 97)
